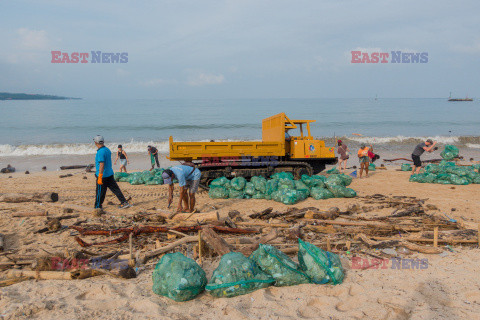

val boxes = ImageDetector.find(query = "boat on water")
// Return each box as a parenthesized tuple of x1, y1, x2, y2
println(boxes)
(448, 92, 473, 101)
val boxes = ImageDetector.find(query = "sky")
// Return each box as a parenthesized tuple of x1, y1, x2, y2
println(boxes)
(0, 0, 479, 99)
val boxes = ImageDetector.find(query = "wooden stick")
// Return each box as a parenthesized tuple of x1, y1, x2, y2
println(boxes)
(12, 211, 48, 217)
(240, 229, 278, 255)
(0, 233, 4, 252)
(0, 277, 32, 287)
(326, 237, 331, 251)
(6, 269, 100, 280)
(433, 227, 439, 247)
(198, 231, 202, 266)
(0, 192, 58, 203)
(139, 236, 197, 263)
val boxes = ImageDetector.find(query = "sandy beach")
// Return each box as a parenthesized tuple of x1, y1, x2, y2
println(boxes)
(1, 165, 480, 320)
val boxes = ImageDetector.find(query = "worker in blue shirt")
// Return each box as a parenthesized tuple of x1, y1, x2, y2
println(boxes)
(162, 164, 201, 213)
(93, 135, 131, 209)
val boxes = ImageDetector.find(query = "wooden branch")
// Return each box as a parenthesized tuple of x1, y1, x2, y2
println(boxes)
(6, 269, 100, 280)
(139, 236, 198, 263)
(12, 211, 48, 217)
(201, 226, 233, 256)
(0, 192, 58, 203)
(240, 229, 278, 256)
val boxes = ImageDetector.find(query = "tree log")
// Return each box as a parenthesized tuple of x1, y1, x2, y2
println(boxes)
(12, 211, 48, 217)
(0, 192, 58, 203)
(201, 226, 233, 256)
(6, 269, 100, 280)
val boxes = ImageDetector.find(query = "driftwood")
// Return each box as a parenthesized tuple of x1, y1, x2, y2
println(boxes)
(139, 236, 198, 263)
(71, 225, 258, 247)
(0, 192, 58, 203)
(356, 233, 442, 254)
(170, 211, 219, 222)
(6, 269, 100, 280)
(0, 233, 4, 251)
(0, 277, 31, 287)
(240, 229, 279, 255)
(12, 211, 48, 217)
(60, 165, 93, 170)
(201, 226, 233, 255)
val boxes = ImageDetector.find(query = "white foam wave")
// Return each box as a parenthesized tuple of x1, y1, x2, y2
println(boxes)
(346, 135, 461, 144)
(0, 139, 242, 157)
(466, 143, 480, 149)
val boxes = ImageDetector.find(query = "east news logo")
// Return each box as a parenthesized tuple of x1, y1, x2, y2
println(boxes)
(51, 51, 128, 63)
(351, 51, 428, 63)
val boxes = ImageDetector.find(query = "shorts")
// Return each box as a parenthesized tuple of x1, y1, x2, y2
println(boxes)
(359, 156, 370, 163)
(120, 159, 127, 166)
(185, 179, 200, 194)
(412, 154, 421, 167)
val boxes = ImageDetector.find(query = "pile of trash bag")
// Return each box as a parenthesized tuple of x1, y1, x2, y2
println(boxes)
(440, 145, 459, 161)
(114, 168, 171, 185)
(410, 160, 480, 185)
(208, 172, 357, 204)
(401, 163, 412, 171)
(153, 240, 344, 301)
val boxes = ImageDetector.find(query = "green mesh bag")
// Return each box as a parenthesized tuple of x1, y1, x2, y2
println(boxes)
(271, 172, 294, 180)
(206, 252, 274, 298)
(209, 186, 229, 199)
(129, 176, 144, 185)
(251, 176, 267, 193)
(337, 174, 353, 186)
(230, 177, 247, 191)
(449, 174, 469, 185)
(401, 163, 412, 171)
(368, 163, 376, 171)
(472, 164, 480, 172)
(114, 172, 130, 181)
(325, 175, 346, 188)
(228, 189, 245, 199)
(252, 192, 266, 199)
(298, 239, 344, 285)
(473, 176, 480, 184)
(249, 244, 311, 286)
(326, 168, 339, 174)
(440, 145, 459, 161)
(277, 178, 295, 190)
(119, 176, 131, 182)
(271, 189, 303, 205)
(145, 177, 163, 185)
(310, 187, 334, 200)
(301, 175, 326, 188)
(424, 164, 440, 173)
(152, 252, 207, 302)
(265, 179, 279, 200)
(245, 182, 256, 196)
(327, 185, 357, 198)
(210, 177, 230, 187)
(294, 180, 310, 196)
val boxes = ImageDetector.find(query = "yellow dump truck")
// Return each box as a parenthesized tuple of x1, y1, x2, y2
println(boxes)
(168, 113, 337, 185)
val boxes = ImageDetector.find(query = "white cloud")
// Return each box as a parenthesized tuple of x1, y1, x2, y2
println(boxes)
(186, 72, 225, 86)
(452, 41, 480, 54)
(17, 28, 49, 49)
(116, 68, 130, 76)
(139, 78, 177, 87)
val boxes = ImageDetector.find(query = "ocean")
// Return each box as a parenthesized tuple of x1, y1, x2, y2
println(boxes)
(1, 98, 479, 171)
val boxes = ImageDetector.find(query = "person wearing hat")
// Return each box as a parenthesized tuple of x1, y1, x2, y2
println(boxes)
(114, 144, 130, 173)
(411, 139, 437, 175)
(93, 135, 131, 209)
(162, 165, 201, 213)
(148, 145, 160, 170)
(357, 144, 371, 178)
(337, 140, 349, 172)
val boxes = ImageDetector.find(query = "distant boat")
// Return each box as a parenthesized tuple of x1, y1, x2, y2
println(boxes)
(448, 92, 473, 101)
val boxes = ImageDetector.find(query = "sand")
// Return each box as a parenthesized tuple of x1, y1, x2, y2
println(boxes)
(1, 167, 480, 319)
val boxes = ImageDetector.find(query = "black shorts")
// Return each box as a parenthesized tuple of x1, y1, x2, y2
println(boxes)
(412, 154, 421, 167)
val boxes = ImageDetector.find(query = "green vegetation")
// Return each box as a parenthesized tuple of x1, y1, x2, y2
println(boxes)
(0, 92, 80, 100)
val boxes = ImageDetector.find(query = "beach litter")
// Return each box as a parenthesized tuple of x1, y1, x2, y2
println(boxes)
(410, 160, 480, 185)
(152, 252, 207, 302)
